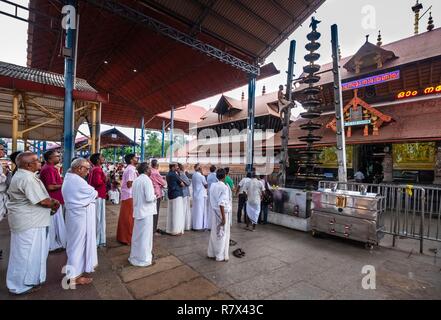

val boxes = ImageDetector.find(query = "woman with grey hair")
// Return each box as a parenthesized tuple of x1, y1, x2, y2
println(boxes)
(62, 158, 98, 286)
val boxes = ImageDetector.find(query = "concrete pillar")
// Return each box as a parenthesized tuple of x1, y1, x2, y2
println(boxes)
(12, 93, 19, 152)
(91, 104, 97, 154)
(433, 142, 441, 185)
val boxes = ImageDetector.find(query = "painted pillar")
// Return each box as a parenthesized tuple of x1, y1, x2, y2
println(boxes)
(91, 103, 97, 154)
(140, 116, 145, 162)
(43, 141, 47, 152)
(170, 106, 174, 163)
(246, 74, 256, 175)
(113, 147, 117, 164)
(62, 0, 77, 175)
(12, 93, 19, 152)
(133, 127, 137, 154)
(161, 120, 165, 158)
(331, 24, 347, 184)
(96, 103, 101, 152)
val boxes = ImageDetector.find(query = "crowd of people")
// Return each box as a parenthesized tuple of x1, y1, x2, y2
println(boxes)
(0, 143, 274, 295)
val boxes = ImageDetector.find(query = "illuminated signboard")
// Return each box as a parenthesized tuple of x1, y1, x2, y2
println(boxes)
(342, 70, 400, 91)
(344, 120, 371, 127)
(397, 85, 441, 99)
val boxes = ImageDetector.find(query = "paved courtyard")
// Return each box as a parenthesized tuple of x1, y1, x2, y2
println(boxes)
(1, 200, 440, 300)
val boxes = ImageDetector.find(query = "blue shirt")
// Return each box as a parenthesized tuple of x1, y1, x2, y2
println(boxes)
(166, 171, 183, 200)
(207, 172, 218, 194)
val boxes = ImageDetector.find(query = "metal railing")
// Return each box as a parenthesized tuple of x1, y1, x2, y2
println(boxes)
(318, 181, 441, 253)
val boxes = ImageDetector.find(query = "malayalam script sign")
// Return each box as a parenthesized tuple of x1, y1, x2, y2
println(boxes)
(342, 70, 400, 91)
(344, 120, 371, 127)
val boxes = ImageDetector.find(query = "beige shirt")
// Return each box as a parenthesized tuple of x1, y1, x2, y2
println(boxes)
(6, 168, 51, 233)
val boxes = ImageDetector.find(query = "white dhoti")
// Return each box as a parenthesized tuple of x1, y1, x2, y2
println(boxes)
(6, 226, 49, 294)
(205, 197, 213, 230)
(49, 206, 67, 251)
(129, 215, 153, 267)
(183, 196, 192, 231)
(108, 190, 120, 205)
(207, 209, 231, 262)
(95, 198, 106, 247)
(65, 203, 98, 279)
(246, 202, 261, 225)
(166, 197, 184, 235)
(191, 195, 206, 230)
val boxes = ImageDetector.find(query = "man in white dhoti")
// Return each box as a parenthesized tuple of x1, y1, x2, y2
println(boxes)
(166, 163, 185, 236)
(206, 165, 218, 231)
(178, 163, 192, 231)
(129, 163, 157, 267)
(88, 153, 108, 247)
(62, 158, 98, 286)
(6, 152, 60, 294)
(207, 168, 231, 262)
(39, 150, 67, 251)
(191, 163, 208, 231)
(243, 173, 265, 232)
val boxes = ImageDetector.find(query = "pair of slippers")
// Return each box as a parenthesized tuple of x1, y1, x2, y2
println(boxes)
(233, 248, 246, 258)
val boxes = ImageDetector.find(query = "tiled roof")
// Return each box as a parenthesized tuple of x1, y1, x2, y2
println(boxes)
(0, 61, 97, 93)
(295, 27, 441, 91)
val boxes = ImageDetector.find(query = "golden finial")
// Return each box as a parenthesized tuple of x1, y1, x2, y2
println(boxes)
(241, 91, 245, 100)
(262, 85, 266, 96)
(377, 30, 383, 46)
(427, 12, 435, 31)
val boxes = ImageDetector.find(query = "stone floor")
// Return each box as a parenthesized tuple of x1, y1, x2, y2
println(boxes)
(1, 200, 440, 300)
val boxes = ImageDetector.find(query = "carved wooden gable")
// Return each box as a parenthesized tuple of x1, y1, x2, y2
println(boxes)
(326, 89, 393, 137)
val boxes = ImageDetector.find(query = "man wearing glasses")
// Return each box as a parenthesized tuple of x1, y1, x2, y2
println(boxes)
(39, 150, 67, 252)
(6, 151, 60, 294)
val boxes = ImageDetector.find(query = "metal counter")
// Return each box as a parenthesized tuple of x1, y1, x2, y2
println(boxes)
(311, 188, 385, 248)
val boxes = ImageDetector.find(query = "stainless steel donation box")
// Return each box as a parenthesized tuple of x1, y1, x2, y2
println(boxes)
(311, 189, 385, 248)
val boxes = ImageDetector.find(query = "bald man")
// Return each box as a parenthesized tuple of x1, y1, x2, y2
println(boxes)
(62, 158, 98, 286)
(6, 152, 60, 294)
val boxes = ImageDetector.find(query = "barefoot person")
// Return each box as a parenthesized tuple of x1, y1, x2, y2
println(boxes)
(166, 163, 185, 236)
(191, 163, 208, 231)
(39, 150, 67, 251)
(116, 154, 138, 245)
(207, 168, 232, 262)
(243, 172, 265, 232)
(129, 163, 157, 267)
(88, 153, 107, 247)
(62, 158, 98, 285)
(6, 152, 60, 294)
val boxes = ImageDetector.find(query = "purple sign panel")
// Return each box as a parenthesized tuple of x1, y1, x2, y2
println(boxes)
(342, 70, 400, 91)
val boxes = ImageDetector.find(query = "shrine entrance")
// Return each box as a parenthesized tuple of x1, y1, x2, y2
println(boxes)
(355, 143, 388, 184)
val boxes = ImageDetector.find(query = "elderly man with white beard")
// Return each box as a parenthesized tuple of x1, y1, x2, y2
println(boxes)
(6, 152, 60, 294)
(62, 158, 98, 286)
(129, 163, 157, 267)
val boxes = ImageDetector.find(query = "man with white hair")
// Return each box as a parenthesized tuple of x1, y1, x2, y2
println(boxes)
(62, 158, 98, 286)
(6, 151, 60, 294)
(129, 163, 157, 267)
